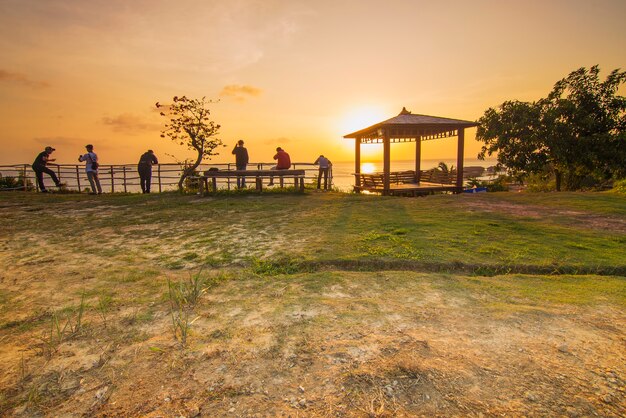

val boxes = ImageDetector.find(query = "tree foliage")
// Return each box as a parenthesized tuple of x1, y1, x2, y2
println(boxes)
(157, 96, 223, 191)
(477, 66, 626, 190)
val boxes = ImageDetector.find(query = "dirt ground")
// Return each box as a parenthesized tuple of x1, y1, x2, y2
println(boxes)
(0, 193, 625, 416)
(0, 262, 624, 417)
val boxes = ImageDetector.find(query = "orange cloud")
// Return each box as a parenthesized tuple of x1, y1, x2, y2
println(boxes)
(0, 69, 50, 89)
(102, 113, 160, 134)
(219, 84, 262, 102)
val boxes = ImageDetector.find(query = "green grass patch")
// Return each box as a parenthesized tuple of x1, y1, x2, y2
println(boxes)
(432, 274, 626, 308)
(1, 191, 624, 273)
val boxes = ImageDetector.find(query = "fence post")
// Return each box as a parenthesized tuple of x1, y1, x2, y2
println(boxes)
(76, 165, 81, 192)
(110, 166, 115, 193)
(123, 166, 127, 193)
(158, 165, 162, 193)
(329, 166, 333, 188)
(22, 165, 27, 191)
(56, 165, 62, 184)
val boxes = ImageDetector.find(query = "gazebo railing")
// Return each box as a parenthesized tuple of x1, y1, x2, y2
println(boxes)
(0, 162, 331, 193)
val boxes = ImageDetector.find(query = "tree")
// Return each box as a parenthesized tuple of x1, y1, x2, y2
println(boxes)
(436, 161, 455, 173)
(157, 96, 223, 191)
(477, 66, 626, 191)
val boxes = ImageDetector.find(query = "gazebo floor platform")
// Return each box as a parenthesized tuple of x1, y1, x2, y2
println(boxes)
(356, 182, 462, 196)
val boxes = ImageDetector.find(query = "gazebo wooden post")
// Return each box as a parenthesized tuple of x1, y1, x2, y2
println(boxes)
(415, 135, 422, 183)
(383, 130, 390, 195)
(456, 128, 465, 189)
(354, 137, 361, 193)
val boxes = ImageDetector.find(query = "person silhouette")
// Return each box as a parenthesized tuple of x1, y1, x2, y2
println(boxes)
(268, 147, 291, 186)
(78, 144, 102, 194)
(31, 146, 61, 192)
(314, 154, 332, 190)
(232, 140, 249, 188)
(137, 150, 159, 193)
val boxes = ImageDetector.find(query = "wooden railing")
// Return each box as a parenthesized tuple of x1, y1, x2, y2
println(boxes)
(358, 169, 457, 189)
(0, 162, 332, 193)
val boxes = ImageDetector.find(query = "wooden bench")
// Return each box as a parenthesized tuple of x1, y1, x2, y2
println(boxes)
(199, 169, 306, 193)
(358, 170, 461, 196)
(418, 169, 457, 185)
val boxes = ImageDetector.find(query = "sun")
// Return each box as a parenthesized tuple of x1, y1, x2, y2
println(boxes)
(361, 162, 376, 174)
(340, 106, 388, 135)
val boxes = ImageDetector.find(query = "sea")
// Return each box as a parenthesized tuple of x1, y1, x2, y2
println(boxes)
(328, 158, 498, 191)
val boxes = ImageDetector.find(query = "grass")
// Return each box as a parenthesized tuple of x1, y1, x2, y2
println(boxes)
(0, 190, 624, 416)
(3, 191, 624, 272)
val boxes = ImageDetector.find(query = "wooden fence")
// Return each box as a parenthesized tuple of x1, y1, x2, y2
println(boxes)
(0, 162, 332, 193)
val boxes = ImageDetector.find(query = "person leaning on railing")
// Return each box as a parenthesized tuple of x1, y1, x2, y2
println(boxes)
(32, 146, 62, 193)
(137, 150, 159, 193)
(314, 154, 332, 190)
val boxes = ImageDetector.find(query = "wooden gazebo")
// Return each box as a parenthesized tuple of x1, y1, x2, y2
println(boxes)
(343, 107, 479, 195)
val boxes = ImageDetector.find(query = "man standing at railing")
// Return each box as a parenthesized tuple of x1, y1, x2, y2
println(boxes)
(314, 154, 332, 190)
(32, 146, 62, 193)
(232, 140, 249, 188)
(137, 149, 159, 193)
(78, 144, 102, 195)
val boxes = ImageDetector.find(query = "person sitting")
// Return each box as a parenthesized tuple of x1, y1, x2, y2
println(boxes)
(268, 147, 291, 186)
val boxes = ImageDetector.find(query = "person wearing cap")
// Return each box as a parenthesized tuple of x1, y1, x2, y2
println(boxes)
(231, 140, 249, 188)
(137, 149, 159, 193)
(78, 144, 102, 194)
(314, 154, 332, 190)
(31, 146, 61, 192)
(268, 147, 291, 186)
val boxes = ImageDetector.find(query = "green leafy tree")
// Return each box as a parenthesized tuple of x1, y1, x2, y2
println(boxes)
(157, 96, 223, 191)
(478, 66, 626, 190)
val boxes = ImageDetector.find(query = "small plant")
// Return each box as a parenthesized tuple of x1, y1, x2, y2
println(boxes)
(38, 312, 64, 358)
(68, 293, 87, 335)
(18, 354, 29, 383)
(97, 295, 113, 329)
(38, 293, 87, 358)
(166, 270, 212, 346)
(26, 382, 42, 408)
(167, 280, 195, 347)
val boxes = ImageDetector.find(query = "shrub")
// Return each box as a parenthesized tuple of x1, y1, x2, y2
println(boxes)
(525, 172, 556, 192)
(0, 174, 35, 191)
(612, 178, 626, 194)
(465, 175, 509, 192)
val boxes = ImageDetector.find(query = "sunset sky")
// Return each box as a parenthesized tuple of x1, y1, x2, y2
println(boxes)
(1, 0, 625, 165)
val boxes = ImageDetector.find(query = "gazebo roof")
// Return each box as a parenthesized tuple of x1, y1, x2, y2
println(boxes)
(343, 107, 479, 142)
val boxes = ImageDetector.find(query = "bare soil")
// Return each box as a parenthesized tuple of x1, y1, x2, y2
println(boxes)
(0, 262, 624, 417)
(0, 193, 624, 416)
